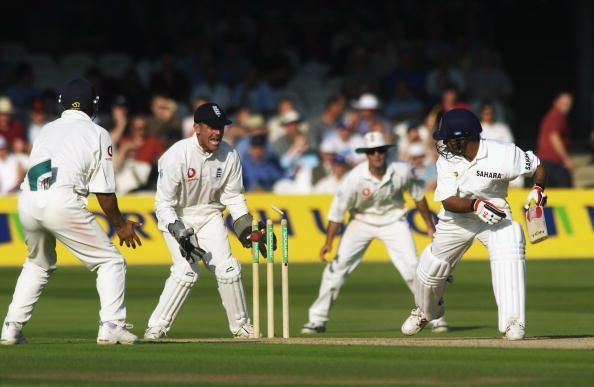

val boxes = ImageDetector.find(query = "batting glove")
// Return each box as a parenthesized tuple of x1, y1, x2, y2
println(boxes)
(524, 185, 547, 210)
(472, 199, 506, 225)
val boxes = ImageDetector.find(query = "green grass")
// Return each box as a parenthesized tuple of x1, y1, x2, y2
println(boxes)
(1, 260, 594, 386)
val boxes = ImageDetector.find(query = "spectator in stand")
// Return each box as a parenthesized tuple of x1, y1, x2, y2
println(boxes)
(319, 118, 365, 166)
(352, 93, 391, 136)
(107, 95, 129, 145)
(398, 125, 429, 161)
(272, 110, 309, 167)
(233, 67, 276, 115)
(267, 97, 298, 143)
(425, 53, 466, 101)
(11, 137, 29, 173)
(440, 86, 471, 112)
(147, 95, 182, 149)
(479, 103, 513, 143)
(0, 136, 24, 195)
(4, 63, 37, 115)
(407, 142, 437, 191)
(242, 134, 284, 192)
(150, 54, 189, 102)
(382, 49, 426, 99)
(313, 154, 350, 194)
(384, 80, 424, 124)
(27, 99, 47, 146)
(536, 92, 575, 187)
(0, 97, 26, 150)
(114, 115, 165, 194)
(308, 94, 346, 151)
(190, 66, 232, 111)
(466, 48, 513, 105)
(235, 113, 275, 161)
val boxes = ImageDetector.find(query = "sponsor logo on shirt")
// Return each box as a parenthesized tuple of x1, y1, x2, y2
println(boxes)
(216, 167, 222, 179)
(524, 152, 532, 170)
(186, 167, 198, 181)
(476, 170, 502, 179)
(361, 187, 372, 198)
(107, 145, 113, 157)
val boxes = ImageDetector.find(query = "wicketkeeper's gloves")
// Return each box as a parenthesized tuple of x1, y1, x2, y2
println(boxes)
(471, 198, 506, 225)
(524, 184, 547, 210)
(167, 220, 206, 263)
(233, 214, 277, 258)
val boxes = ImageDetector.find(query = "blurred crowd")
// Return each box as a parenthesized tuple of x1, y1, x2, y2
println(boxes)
(0, 2, 580, 194)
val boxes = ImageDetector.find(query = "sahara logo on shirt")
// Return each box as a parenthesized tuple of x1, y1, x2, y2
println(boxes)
(524, 152, 532, 171)
(476, 170, 502, 179)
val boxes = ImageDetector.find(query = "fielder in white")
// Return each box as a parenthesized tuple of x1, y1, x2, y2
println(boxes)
(302, 132, 449, 334)
(401, 108, 547, 340)
(144, 102, 275, 340)
(1, 78, 142, 345)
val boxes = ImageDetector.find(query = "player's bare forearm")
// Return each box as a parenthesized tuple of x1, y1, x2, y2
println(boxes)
(442, 196, 474, 214)
(325, 221, 342, 246)
(532, 164, 547, 188)
(95, 192, 125, 228)
(415, 197, 436, 233)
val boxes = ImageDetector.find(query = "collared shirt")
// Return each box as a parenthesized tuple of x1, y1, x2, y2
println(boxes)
(22, 110, 115, 195)
(434, 139, 540, 221)
(327, 161, 425, 226)
(155, 135, 248, 231)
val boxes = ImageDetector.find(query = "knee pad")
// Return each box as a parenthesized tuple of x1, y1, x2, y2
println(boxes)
(214, 258, 249, 334)
(416, 246, 451, 286)
(215, 258, 242, 284)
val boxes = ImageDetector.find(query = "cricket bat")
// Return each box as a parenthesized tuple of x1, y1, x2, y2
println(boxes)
(525, 200, 548, 244)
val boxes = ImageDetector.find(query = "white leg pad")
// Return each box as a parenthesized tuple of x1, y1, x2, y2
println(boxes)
(96, 258, 127, 322)
(148, 268, 199, 331)
(414, 246, 451, 320)
(487, 221, 526, 333)
(215, 258, 250, 334)
(5, 262, 52, 324)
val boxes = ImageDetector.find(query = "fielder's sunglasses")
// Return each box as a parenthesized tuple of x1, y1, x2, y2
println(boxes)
(364, 147, 388, 155)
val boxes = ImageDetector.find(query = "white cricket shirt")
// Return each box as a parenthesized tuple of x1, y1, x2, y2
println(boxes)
(327, 161, 425, 226)
(155, 135, 248, 231)
(21, 110, 115, 195)
(434, 139, 540, 220)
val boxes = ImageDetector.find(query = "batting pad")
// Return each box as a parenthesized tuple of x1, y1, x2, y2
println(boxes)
(215, 258, 250, 334)
(148, 269, 198, 331)
(414, 246, 451, 320)
(491, 257, 526, 332)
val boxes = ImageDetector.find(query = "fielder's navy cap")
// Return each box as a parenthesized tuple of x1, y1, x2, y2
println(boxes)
(194, 102, 232, 128)
(59, 78, 98, 114)
(433, 108, 482, 141)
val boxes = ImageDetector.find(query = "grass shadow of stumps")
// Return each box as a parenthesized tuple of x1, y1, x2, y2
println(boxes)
(529, 334, 594, 340)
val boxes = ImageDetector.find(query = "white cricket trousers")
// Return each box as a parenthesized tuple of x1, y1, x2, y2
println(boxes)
(308, 217, 418, 325)
(4, 187, 128, 324)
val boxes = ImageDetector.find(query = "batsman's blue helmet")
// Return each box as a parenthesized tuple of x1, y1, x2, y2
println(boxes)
(432, 108, 482, 141)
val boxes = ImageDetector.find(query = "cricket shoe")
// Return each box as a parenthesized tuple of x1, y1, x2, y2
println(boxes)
(233, 323, 255, 339)
(1, 321, 27, 345)
(144, 326, 168, 340)
(503, 319, 525, 341)
(300, 322, 326, 334)
(428, 317, 450, 333)
(401, 308, 429, 336)
(97, 321, 138, 345)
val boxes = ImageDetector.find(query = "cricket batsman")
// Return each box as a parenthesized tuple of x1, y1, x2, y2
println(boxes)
(401, 108, 547, 340)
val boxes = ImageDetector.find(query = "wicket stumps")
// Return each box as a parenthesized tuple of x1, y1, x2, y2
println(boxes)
(251, 215, 289, 339)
